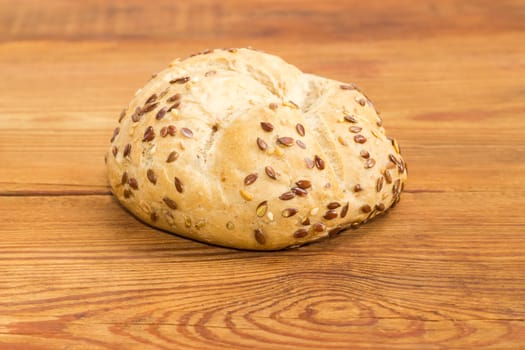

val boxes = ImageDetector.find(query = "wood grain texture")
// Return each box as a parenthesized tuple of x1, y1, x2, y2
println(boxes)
(1, 0, 524, 42)
(1, 1, 524, 349)
(1, 194, 524, 349)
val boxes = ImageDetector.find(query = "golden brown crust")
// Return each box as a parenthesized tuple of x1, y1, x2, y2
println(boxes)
(106, 48, 407, 250)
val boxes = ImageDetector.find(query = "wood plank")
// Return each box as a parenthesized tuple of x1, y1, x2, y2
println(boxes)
(0, 192, 525, 349)
(1, 0, 524, 42)
(1, 0, 524, 348)
(1, 34, 524, 193)
(0, 193, 524, 349)
(2, 35, 525, 128)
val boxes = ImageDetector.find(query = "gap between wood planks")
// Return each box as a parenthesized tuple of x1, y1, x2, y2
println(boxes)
(0, 188, 111, 197)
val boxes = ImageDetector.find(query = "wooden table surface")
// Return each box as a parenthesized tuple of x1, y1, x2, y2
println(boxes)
(1, 1, 524, 349)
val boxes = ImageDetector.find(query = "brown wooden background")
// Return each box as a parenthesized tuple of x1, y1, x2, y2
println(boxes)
(1, 1, 524, 349)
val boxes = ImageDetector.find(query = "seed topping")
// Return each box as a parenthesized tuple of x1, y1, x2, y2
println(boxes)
(257, 137, 267, 151)
(384, 169, 392, 184)
(167, 93, 182, 103)
(282, 208, 298, 218)
(254, 229, 266, 245)
(167, 125, 177, 136)
(110, 127, 120, 143)
(296, 180, 311, 189)
(112, 146, 118, 157)
(354, 184, 362, 192)
(160, 125, 176, 137)
(256, 201, 268, 217)
(389, 154, 400, 166)
(344, 115, 357, 123)
(174, 177, 184, 193)
(312, 222, 326, 232)
(324, 210, 338, 220)
(376, 203, 386, 211)
(364, 158, 376, 169)
(314, 155, 325, 170)
(272, 146, 283, 157)
(163, 197, 178, 209)
(156, 107, 167, 120)
(142, 102, 159, 113)
(167, 101, 181, 112)
(158, 87, 169, 99)
(128, 177, 139, 190)
(284, 100, 299, 109)
(349, 126, 362, 133)
(279, 191, 295, 200)
(340, 202, 349, 218)
(354, 134, 367, 143)
(296, 139, 306, 149)
(131, 107, 143, 122)
(244, 173, 258, 185)
(291, 187, 307, 197)
(393, 179, 401, 194)
(143, 126, 155, 142)
(277, 137, 294, 147)
(118, 109, 126, 123)
(265, 166, 277, 180)
(123, 143, 131, 158)
(305, 157, 314, 169)
(150, 212, 158, 222)
(361, 204, 372, 213)
(391, 138, 401, 154)
(170, 76, 190, 84)
(293, 229, 308, 238)
(260, 122, 274, 132)
(147, 169, 157, 184)
(269, 102, 279, 110)
(121, 172, 128, 185)
(327, 202, 341, 209)
(145, 94, 158, 105)
(377, 176, 384, 192)
(181, 128, 193, 138)
(296, 123, 305, 136)
(398, 159, 405, 173)
(240, 189, 254, 201)
(166, 151, 179, 163)
(340, 84, 357, 90)
(360, 150, 370, 159)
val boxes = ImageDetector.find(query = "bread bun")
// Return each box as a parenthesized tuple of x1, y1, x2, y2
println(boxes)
(106, 48, 407, 250)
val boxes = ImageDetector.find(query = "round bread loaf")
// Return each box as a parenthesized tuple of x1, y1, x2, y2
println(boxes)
(106, 48, 407, 250)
